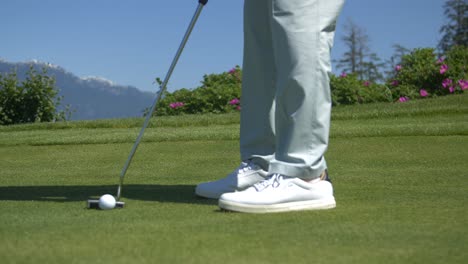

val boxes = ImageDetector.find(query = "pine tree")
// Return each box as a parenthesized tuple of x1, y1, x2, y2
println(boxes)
(439, 0, 468, 53)
(336, 19, 384, 82)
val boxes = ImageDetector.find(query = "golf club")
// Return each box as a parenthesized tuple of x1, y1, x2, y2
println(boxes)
(87, 0, 209, 209)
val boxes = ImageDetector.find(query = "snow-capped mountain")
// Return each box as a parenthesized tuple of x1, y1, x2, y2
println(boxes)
(0, 59, 154, 120)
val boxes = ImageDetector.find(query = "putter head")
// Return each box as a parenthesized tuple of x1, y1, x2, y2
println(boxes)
(87, 199, 125, 209)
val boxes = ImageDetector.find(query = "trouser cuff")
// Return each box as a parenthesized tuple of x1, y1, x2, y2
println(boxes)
(269, 159, 327, 180)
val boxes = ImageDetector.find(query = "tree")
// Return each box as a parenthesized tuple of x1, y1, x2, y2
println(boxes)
(439, 0, 468, 53)
(0, 65, 68, 125)
(385, 44, 411, 78)
(336, 19, 384, 82)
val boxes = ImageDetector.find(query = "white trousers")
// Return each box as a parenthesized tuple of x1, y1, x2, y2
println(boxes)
(240, 0, 345, 179)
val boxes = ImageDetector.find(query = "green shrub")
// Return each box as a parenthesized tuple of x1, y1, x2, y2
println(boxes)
(359, 82, 393, 104)
(0, 66, 68, 125)
(330, 73, 392, 106)
(0, 71, 21, 124)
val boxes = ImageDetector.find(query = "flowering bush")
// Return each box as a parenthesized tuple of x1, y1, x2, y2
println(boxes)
(154, 66, 242, 116)
(444, 45, 468, 92)
(398, 96, 410, 103)
(388, 46, 467, 101)
(229, 98, 241, 111)
(151, 46, 466, 116)
(169, 102, 185, 109)
(387, 48, 440, 99)
(419, 89, 429, 97)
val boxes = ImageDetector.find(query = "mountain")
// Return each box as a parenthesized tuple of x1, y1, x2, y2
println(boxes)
(0, 59, 154, 120)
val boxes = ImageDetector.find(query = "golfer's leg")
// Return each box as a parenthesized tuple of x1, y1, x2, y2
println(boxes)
(269, 0, 345, 179)
(240, 0, 276, 170)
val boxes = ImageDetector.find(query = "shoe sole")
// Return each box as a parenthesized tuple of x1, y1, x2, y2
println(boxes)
(218, 197, 336, 213)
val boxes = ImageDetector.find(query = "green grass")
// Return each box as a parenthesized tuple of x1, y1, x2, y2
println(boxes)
(0, 94, 467, 263)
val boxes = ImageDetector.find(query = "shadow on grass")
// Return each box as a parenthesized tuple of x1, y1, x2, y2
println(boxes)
(0, 185, 216, 206)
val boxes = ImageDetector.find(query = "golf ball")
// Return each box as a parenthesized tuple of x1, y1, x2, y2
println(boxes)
(98, 194, 116, 210)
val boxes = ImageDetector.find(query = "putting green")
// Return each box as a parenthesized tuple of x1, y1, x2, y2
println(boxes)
(0, 94, 467, 263)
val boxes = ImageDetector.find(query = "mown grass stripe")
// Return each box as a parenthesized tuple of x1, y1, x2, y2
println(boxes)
(1, 115, 466, 146)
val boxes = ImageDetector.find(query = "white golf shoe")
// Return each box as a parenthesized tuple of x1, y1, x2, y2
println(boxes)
(195, 161, 268, 199)
(218, 173, 336, 213)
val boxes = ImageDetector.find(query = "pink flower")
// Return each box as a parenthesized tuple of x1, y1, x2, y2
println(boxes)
(340, 72, 347, 78)
(236, 106, 241, 111)
(419, 89, 428, 97)
(391, 80, 399, 86)
(169, 102, 184, 109)
(398, 96, 409, 103)
(440, 64, 448, 74)
(229, 98, 240, 105)
(437, 57, 445, 64)
(228, 68, 236, 75)
(363, 81, 371, 87)
(442, 78, 453, 88)
(458, 80, 468, 90)
(449, 86, 455, 93)
(395, 65, 402, 72)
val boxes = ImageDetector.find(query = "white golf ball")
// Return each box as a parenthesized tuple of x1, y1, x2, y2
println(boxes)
(98, 194, 116, 210)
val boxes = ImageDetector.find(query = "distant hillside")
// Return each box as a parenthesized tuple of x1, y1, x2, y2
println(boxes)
(0, 59, 154, 120)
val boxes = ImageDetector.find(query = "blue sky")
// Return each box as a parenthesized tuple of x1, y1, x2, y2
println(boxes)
(2, 0, 445, 92)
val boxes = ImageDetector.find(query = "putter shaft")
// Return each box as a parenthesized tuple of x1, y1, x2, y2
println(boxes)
(116, 2, 207, 201)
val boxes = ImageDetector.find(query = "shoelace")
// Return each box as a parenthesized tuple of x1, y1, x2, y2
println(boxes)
(237, 161, 255, 174)
(254, 174, 283, 191)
